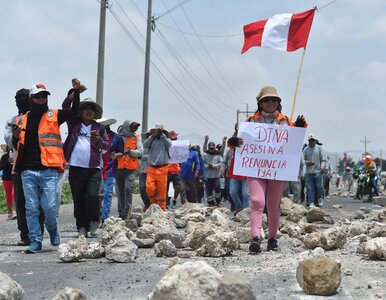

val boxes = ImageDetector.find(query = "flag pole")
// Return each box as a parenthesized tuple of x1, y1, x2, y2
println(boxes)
(290, 48, 306, 121)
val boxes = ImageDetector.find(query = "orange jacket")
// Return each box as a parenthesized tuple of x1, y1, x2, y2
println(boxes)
(117, 134, 140, 170)
(16, 109, 65, 171)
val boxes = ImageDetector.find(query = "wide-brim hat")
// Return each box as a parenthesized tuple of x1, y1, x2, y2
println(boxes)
(96, 117, 117, 126)
(79, 98, 103, 119)
(256, 86, 281, 103)
(149, 123, 170, 137)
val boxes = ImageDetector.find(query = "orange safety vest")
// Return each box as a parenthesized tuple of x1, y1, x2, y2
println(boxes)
(16, 109, 65, 171)
(117, 134, 140, 170)
(246, 112, 293, 126)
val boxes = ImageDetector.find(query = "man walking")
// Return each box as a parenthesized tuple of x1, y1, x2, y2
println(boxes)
(115, 119, 143, 220)
(143, 124, 171, 211)
(303, 134, 326, 208)
(13, 82, 80, 253)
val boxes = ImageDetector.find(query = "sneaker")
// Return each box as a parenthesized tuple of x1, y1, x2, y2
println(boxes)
(234, 208, 243, 216)
(25, 241, 42, 254)
(216, 202, 222, 208)
(207, 202, 215, 207)
(171, 200, 177, 209)
(309, 203, 315, 209)
(48, 228, 61, 246)
(267, 238, 278, 251)
(249, 237, 261, 253)
(89, 221, 100, 237)
(78, 227, 88, 238)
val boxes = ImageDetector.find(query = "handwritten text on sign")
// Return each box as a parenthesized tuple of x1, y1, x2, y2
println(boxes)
(168, 140, 190, 164)
(233, 122, 306, 181)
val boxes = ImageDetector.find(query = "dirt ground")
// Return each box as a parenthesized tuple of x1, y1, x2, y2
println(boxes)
(0, 192, 385, 300)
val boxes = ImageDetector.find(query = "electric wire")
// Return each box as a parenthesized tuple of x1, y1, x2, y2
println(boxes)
(108, 4, 229, 136)
(154, 0, 192, 20)
(156, 28, 236, 115)
(178, 2, 245, 104)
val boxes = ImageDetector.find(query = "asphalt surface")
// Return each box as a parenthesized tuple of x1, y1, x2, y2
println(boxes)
(0, 187, 385, 300)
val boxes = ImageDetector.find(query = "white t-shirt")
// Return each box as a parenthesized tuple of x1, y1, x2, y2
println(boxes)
(69, 123, 92, 168)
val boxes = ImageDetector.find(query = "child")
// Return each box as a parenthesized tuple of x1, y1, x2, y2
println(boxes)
(0, 144, 16, 220)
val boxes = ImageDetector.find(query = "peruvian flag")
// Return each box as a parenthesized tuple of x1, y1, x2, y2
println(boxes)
(241, 8, 316, 53)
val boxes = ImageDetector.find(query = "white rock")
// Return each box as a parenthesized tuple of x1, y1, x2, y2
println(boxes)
(0, 272, 25, 300)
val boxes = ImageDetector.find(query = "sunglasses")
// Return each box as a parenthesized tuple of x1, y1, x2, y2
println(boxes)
(32, 93, 48, 99)
(260, 98, 279, 104)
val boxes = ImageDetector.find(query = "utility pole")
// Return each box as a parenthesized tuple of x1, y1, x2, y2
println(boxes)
(360, 136, 371, 155)
(96, 0, 108, 107)
(141, 0, 153, 133)
(236, 105, 252, 126)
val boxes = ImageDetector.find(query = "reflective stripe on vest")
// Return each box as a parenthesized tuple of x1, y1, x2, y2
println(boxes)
(117, 134, 140, 170)
(18, 109, 65, 170)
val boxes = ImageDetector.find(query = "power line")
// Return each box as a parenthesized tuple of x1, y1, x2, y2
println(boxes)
(154, 0, 192, 20)
(157, 20, 243, 38)
(107, 3, 229, 135)
(178, 2, 245, 104)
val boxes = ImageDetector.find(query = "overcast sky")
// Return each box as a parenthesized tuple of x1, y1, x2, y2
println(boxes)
(1, 0, 385, 163)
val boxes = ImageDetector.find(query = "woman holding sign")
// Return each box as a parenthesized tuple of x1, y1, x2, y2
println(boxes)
(228, 86, 307, 253)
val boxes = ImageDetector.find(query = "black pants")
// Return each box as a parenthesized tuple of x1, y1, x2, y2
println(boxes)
(139, 173, 151, 207)
(182, 177, 198, 203)
(205, 177, 221, 205)
(12, 173, 44, 242)
(69, 166, 101, 230)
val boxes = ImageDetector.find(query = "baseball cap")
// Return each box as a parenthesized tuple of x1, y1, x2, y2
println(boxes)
(30, 83, 51, 96)
(96, 117, 117, 126)
(308, 134, 316, 141)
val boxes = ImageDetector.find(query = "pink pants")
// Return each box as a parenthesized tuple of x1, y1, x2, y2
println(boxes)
(2, 180, 14, 206)
(248, 178, 286, 239)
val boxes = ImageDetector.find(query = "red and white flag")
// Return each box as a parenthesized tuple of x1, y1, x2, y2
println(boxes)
(241, 8, 316, 54)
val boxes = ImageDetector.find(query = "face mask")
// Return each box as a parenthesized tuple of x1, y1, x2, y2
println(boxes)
(30, 100, 48, 114)
(16, 99, 31, 114)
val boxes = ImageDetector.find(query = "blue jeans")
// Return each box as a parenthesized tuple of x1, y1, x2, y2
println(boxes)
(229, 179, 249, 209)
(21, 169, 58, 243)
(101, 176, 116, 221)
(305, 172, 323, 204)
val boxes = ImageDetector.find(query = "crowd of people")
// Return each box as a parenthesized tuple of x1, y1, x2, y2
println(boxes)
(1, 82, 381, 255)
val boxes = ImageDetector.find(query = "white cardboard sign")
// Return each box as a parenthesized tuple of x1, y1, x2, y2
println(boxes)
(168, 140, 190, 164)
(233, 122, 306, 181)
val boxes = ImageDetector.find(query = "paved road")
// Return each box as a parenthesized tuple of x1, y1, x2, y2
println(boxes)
(0, 189, 384, 300)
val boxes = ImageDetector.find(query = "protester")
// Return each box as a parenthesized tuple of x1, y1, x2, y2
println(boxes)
(180, 146, 201, 203)
(323, 155, 332, 199)
(13, 81, 81, 253)
(228, 85, 307, 253)
(303, 134, 326, 208)
(63, 92, 110, 238)
(342, 166, 353, 192)
(139, 132, 151, 212)
(190, 145, 206, 203)
(143, 124, 172, 211)
(4, 88, 44, 246)
(283, 153, 305, 203)
(115, 120, 143, 220)
(203, 141, 223, 207)
(203, 135, 227, 157)
(0, 144, 16, 220)
(224, 125, 249, 215)
(96, 117, 123, 223)
(363, 155, 378, 202)
(167, 131, 183, 209)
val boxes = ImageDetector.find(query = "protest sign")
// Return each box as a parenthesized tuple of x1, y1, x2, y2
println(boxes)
(168, 140, 190, 163)
(233, 122, 306, 181)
